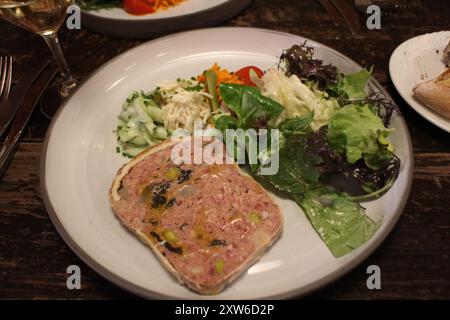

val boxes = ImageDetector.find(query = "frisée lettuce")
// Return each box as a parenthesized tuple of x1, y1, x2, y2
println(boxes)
(254, 69, 339, 130)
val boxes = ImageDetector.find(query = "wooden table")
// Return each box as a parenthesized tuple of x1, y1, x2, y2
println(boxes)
(0, 0, 449, 299)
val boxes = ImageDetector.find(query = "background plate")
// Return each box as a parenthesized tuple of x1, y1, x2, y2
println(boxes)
(41, 27, 413, 299)
(81, 0, 252, 39)
(390, 31, 450, 133)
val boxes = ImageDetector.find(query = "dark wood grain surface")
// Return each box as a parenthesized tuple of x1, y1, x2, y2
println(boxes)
(0, 0, 449, 300)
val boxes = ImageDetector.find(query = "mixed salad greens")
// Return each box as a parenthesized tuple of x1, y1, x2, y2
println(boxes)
(77, 0, 121, 11)
(77, 0, 185, 15)
(114, 42, 401, 257)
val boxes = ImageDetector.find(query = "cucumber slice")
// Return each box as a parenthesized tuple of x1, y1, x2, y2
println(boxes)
(138, 124, 158, 145)
(116, 90, 171, 158)
(146, 105, 164, 123)
(119, 110, 133, 123)
(144, 120, 156, 133)
(118, 127, 138, 143)
(143, 98, 157, 108)
(123, 146, 145, 157)
(129, 135, 148, 146)
(153, 126, 168, 140)
(135, 99, 152, 123)
(125, 91, 139, 104)
(117, 118, 127, 128)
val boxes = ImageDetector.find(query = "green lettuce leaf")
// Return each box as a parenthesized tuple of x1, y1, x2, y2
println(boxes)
(341, 68, 372, 99)
(298, 190, 380, 257)
(258, 134, 380, 257)
(327, 68, 372, 100)
(327, 104, 394, 170)
(259, 135, 321, 194)
(213, 114, 238, 131)
(219, 83, 284, 129)
(279, 112, 314, 136)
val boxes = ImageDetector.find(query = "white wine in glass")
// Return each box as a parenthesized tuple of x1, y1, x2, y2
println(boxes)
(0, 0, 71, 35)
(0, 0, 76, 116)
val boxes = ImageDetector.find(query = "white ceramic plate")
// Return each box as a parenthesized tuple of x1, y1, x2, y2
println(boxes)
(390, 31, 450, 133)
(41, 27, 413, 299)
(80, 0, 252, 38)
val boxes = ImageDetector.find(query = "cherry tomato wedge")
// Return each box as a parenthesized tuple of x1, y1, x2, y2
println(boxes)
(235, 66, 264, 86)
(124, 0, 156, 15)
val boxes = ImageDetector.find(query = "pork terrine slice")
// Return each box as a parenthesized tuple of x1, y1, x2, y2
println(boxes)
(109, 138, 283, 295)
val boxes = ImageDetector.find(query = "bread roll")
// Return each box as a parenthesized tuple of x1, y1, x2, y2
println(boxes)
(444, 41, 450, 67)
(413, 69, 450, 120)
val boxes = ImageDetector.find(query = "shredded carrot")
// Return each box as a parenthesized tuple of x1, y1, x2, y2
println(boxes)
(198, 63, 243, 85)
(197, 63, 244, 101)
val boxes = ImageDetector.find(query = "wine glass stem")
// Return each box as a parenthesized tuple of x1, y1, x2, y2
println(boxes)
(42, 32, 76, 97)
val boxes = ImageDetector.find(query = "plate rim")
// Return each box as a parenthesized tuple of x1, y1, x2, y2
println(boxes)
(80, 0, 251, 23)
(40, 26, 414, 300)
(389, 30, 450, 134)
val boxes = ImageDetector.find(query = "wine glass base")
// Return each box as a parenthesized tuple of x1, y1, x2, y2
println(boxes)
(39, 80, 67, 120)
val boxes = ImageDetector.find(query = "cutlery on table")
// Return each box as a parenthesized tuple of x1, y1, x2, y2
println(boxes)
(0, 56, 13, 124)
(318, 0, 345, 26)
(331, 0, 363, 35)
(0, 59, 50, 138)
(0, 63, 58, 179)
(318, 0, 363, 35)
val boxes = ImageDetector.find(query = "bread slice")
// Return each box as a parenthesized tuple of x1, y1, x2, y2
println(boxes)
(413, 69, 450, 120)
(109, 138, 283, 295)
(444, 41, 450, 67)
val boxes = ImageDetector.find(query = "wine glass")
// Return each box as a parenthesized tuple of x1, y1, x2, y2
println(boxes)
(0, 0, 76, 118)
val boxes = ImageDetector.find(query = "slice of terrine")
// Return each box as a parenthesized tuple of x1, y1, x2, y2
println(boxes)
(109, 139, 283, 295)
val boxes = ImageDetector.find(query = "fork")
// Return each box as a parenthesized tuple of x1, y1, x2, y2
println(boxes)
(0, 56, 13, 106)
(318, 0, 362, 35)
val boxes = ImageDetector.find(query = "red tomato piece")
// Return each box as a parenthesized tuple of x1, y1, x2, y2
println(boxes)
(124, 0, 156, 15)
(235, 66, 264, 86)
